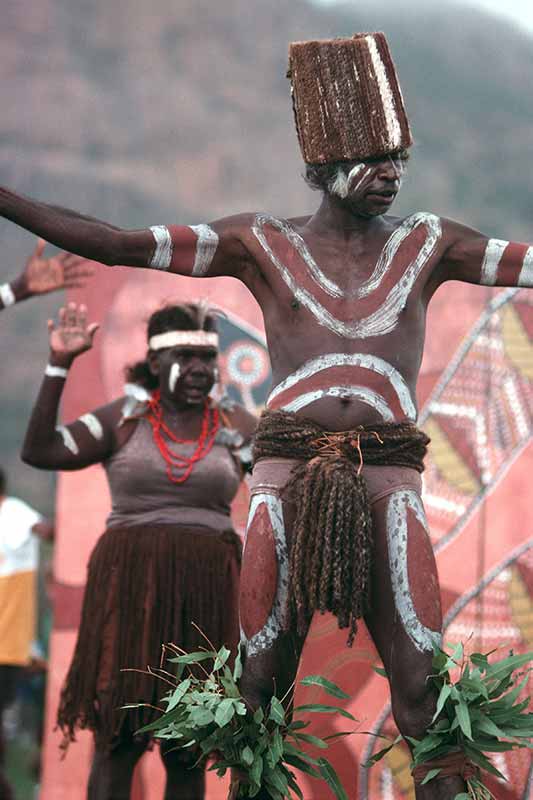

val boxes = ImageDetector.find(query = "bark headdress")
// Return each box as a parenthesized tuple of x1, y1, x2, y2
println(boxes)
(288, 33, 412, 164)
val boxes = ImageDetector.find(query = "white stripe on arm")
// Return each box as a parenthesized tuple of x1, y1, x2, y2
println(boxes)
(189, 224, 219, 276)
(78, 413, 104, 441)
(480, 239, 507, 285)
(0, 283, 16, 307)
(149, 225, 173, 270)
(518, 247, 533, 286)
(55, 426, 79, 455)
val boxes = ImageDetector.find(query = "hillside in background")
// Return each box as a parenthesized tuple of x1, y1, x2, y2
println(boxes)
(2, 0, 533, 511)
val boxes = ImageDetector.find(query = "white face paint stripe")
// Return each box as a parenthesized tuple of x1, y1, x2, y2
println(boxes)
(149, 225, 173, 270)
(78, 413, 104, 441)
(480, 239, 507, 286)
(329, 164, 367, 200)
(252, 212, 441, 339)
(168, 363, 181, 394)
(56, 426, 79, 455)
(386, 490, 441, 652)
(281, 385, 395, 421)
(242, 493, 289, 658)
(518, 246, 533, 287)
(365, 35, 402, 149)
(188, 224, 219, 277)
(349, 165, 372, 195)
(268, 353, 416, 420)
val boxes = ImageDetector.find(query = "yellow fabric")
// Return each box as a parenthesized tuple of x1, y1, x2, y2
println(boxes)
(0, 570, 36, 665)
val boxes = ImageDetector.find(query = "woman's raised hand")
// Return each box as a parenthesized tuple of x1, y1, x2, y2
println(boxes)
(48, 302, 99, 366)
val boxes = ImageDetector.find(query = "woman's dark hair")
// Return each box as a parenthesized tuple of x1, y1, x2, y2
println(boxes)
(304, 149, 410, 194)
(0, 467, 6, 496)
(125, 303, 218, 390)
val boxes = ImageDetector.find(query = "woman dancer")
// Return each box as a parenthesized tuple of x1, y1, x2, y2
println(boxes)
(22, 300, 256, 800)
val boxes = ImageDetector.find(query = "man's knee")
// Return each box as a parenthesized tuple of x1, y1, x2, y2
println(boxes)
(160, 740, 202, 769)
(239, 664, 276, 710)
(390, 662, 437, 739)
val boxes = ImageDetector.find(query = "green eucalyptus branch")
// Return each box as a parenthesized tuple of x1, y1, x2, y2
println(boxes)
(364, 643, 533, 800)
(125, 643, 357, 799)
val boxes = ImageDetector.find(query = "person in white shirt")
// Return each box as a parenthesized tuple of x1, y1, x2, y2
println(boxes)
(0, 467, 53, 800)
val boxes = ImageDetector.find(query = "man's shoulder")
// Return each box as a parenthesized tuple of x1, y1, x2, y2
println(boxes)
(214, 212, 313, 233)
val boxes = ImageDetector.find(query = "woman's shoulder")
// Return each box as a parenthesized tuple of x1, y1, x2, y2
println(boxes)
(215, 397, 257, 470)
(216, 397, 257, 442)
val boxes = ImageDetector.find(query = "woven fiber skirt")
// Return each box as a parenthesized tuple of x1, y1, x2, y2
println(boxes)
(57, 522, 241, 750)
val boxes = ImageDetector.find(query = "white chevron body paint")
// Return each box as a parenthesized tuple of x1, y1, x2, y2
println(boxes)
(149, 226, 173, 270)
(386, 490, 441, 652)
(78, 413, 104, 441)
(365, 35, 402, 149)
(282, 385, 395, 420)
(268, 352, 416, 420)
(480, 239, 507, 286)
(188, 224, 219, 277)
(518, 247, 533, 287)
(56, 426, 79, 455)
(252, 212, 441, 339)
(241, 492, 289, 657)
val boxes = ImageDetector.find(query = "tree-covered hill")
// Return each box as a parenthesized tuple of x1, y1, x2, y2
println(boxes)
(1, 0, 533, 511)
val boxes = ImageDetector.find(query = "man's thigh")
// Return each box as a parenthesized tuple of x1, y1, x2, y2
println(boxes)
(365, 484, 442, 678)
(239, 458, 305, 703)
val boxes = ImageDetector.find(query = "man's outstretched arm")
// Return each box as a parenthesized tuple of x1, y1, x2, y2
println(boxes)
(0, 186, 251, 278)
(439, 219, 533, 288)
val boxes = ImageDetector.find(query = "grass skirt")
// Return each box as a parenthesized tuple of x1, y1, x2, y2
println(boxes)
(57, 523, 241, 750)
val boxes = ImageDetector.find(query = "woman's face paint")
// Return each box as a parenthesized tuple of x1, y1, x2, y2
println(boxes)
(168, 362, 181, 394)
(157, 346, 218, 406)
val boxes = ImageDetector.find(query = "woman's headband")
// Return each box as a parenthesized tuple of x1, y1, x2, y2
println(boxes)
(148, 330, 219, 351)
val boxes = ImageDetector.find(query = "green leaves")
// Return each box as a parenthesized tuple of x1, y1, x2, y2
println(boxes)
(215, 698, 236, 728)
(317, 758, 349, 800)
(293, 703, 357, 722)
(268, 696, 286, 726)
(125, 634, 354, 799)
(420, 768, 441, 785)
(299, 675, 350, 700)
(364, 643, 533, 800)
(361, 735, 402, 768)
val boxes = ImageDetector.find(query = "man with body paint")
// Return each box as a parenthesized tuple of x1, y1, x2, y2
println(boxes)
(0, 32, 531, 798)
(0, 238, 92, 311)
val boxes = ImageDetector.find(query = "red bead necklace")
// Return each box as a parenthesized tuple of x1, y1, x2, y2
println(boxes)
(145, 390, 220, 484)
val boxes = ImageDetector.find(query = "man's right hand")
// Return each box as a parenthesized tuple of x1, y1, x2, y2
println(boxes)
(13, 238, 94, 300)
(48, 302, 99, 368)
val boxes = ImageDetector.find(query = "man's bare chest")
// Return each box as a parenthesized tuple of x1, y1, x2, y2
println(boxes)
(249, 212, 442, 340)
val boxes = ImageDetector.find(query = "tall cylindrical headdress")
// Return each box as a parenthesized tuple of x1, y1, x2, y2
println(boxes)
(288, 33, 412, 164)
